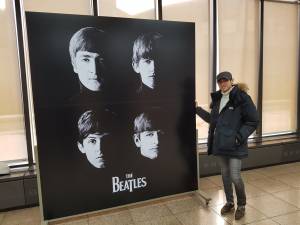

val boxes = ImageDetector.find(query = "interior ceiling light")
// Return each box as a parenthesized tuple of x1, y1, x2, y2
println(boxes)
(116, 0, 154, 16)
(0, 0, 6, 11)
(162, 0, 192, 6)
(116, 0, 192, 16)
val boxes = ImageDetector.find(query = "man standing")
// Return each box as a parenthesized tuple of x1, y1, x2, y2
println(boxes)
(196, 71, 259, 220)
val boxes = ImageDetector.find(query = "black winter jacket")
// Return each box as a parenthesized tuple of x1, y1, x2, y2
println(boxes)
(196, 84, 259, 158)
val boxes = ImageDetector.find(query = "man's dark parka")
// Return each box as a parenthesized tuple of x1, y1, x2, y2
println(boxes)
(196, 84, 259, 158)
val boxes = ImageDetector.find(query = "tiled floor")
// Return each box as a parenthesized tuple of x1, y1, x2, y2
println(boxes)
(1, 162, 300, 225)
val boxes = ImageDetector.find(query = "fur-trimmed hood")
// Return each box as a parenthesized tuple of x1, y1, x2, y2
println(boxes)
(236, 83, 249, 93)
(211, 83, 250, 102)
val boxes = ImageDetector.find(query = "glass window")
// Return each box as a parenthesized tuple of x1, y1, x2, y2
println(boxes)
(0, 0, 27, 162)
(98, 0, 155, 19)
(262, 2, 298, 134)
(218, 0, 259, 106)
(23, 0, 92, 15)
(162, 0, 210, 140)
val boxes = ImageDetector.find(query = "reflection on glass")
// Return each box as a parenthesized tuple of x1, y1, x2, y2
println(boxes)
(218, 0, 259, 106)
(23, 0, 92, 15)
(0, 0, 5, 10)
(163, 0, 209, 140)
(116, 0, 154, 15)
(162, 0, 193, 6)
(0, 0, 27, 162)
(262, 2, 298, 134)
(98, 0, 155, 19)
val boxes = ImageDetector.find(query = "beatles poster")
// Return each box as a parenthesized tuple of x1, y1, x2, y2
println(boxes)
(26, 12, 197, 220)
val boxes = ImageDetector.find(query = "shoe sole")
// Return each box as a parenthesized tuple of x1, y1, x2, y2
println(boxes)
(235, 211, 245, 220)
(221, 207, 235, 215)
(235, 214, 245, 220)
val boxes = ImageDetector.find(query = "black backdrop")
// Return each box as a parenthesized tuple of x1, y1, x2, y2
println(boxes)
(26, 12, 197, 220)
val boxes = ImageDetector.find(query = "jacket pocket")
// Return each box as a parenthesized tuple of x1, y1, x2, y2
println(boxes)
(217, 128, 237, 151)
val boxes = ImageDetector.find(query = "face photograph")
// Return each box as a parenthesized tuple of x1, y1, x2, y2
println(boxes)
(134, 130, 161, 159)
(78, 132, 109, 168)
(132, 32, 163, 92)
(133, 112, 163, 160)
(69, 27, 108, 93)
(77, 109, 112, 169)
(135, 58, 157, 90)
(73, 50, 106, 92)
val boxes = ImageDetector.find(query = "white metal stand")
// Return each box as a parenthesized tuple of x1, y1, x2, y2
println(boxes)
(195, 190, 212, 206)
(196, 130, 211, 206)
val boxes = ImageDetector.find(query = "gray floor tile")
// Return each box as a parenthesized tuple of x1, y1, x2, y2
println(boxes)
(247, 195, 298, 217)
(89, 209, 133, 225)
(247, 178, 292, 193)
(272, 210, 300, 225)
(134, 215, 181, 225)
(200, 187, 227, 206)
(165, 195, 203, 214)
(275, 173, 300, 188)
(0, 213, 4, 224)
(207, 175, 223, 186)
(130, 203, 172, 223)
(241, 170, 268, 182)
(175, 207, 230, 225)
(1, 207, 41, 225)
(246, 219, 280, 225)
(274, 189, 300, 208)
(211, 204, 267, 225)
(199, 177, 220, 190)
(50, 217, 89, 225)
(244, 182, 269, 199)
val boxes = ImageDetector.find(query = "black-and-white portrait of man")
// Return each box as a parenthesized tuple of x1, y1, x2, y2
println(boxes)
(69, 27, 108, 93)
(77, 110, 110, 168)
(132, 32, 163, 95)
(133, 112, 163, 159)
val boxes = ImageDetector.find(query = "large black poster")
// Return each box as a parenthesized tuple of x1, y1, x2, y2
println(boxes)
(26, 12, 197, 220)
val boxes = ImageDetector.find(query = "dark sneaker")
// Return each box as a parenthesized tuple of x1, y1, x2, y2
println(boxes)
(220, 203, 235, 215)
(235, 206, 245, 220)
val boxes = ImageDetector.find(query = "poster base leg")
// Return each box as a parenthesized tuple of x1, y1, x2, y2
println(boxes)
(195, 190, 211, 206)
(41, 220, 48, 225)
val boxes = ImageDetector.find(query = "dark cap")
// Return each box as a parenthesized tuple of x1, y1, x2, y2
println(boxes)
(217, 71, 232, 81)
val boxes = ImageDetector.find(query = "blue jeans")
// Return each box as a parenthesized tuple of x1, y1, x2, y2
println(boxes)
(217, 156, 246, 206)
